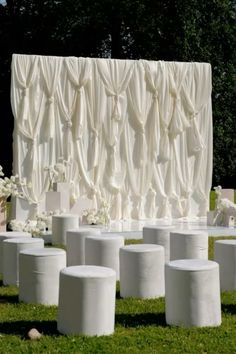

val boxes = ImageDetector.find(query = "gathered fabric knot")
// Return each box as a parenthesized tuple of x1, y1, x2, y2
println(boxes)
(114, 93, 119, 102)
(22, 87, 28, 98)
(30, 138, 36, 147)
(111, 93, 122, 121)
(92, 129, 99, 138)
(190, 110, 198, 120)
(66, 120, 72, 128)
(48, 96, 54, 104)
(171, 89, 180, 101)
(76, 86, 82, 94)
(89, 184, 98, 197)
(140, 124, 145, 135)
(153, 89, 158, 99)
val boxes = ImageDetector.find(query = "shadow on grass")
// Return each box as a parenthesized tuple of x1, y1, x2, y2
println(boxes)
(0, 294, 18, 304)
(0, 320, 59, 337)
(116, 290, 121, 299)
(221, 303, 236, 315)
(115, 312, 167, 327)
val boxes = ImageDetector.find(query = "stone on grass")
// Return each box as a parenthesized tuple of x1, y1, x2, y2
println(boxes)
(27, 328, 42, 340)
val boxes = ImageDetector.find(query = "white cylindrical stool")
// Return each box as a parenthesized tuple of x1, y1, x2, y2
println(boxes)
(3, 237, 44, 286)
(0, 231, 31, 273)
(143, 226, 175, 262)
(170, 230, 208, 260)
(119, 244, 165, 298)
(85, 234, 124, 280)
(214, 239, 236, 290)
(57, 265, 116, 336)
(52, 214, 79, 245)
(19, 248, 66, 305)
(66, 228, 101, 266)
(165, 259, 221, 327)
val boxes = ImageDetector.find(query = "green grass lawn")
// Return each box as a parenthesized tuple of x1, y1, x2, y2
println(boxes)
(0, 237, 236, 353)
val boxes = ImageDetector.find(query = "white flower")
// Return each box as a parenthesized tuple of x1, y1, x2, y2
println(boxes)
(0, 165, 4, 177)
(0, 165, 29, 200)
(9, 219, 41, 236)
(82, 199, 110, 225)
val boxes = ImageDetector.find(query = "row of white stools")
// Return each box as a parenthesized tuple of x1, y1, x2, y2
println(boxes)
(1, 229, 235, 295)
(143, 226, 208, 261)
(1, 227, 236, 336)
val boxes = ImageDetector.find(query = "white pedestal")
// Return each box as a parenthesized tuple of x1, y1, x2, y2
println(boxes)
(11, 196, 46, 221)
(3, 237, 44, 286)
(53, 182, 70, 193)
(170, 230, 208, 260)
(53, 183, 70, 213)
(143, 226, 175, 262)
(52, 214, 79, 245)
(45, 182, 71, 213)
(119, 244, 165, 298)
(19, 248, 66, 305)
(85, 234, 125, 280)
(57, 266, 116, 336)
(165, 259, 221, 327)
(214, 239, 236, 290)
(0, 231, 32, 273)
(70, 197, 93, 216)
(67, 228, 101, 266)
(221, 189, 235, 203)
(223, 214, 235, 227)
(46, 190, 70, 213)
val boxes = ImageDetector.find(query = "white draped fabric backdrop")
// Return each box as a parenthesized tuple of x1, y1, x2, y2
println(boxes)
(10, 54, 213, 220)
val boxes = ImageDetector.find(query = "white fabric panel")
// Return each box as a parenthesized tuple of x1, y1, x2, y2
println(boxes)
(11, 55, 213, 220)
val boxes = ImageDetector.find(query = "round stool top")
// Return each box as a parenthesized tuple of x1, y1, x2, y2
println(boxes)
(52, 214, 78, 219)
(166, 259, 218, 271)
(3, 237, 43, 244)
(61, 265, 116, 278)
(20, 247, 65, 257)
(67, 228, 101, 236)
(215, 239, 236, 246)
(0, 231, 31, 240)
(170, 230, 208, 237)
(102, 232, 126, 237)
(86, 234, 124, 242)
(120, 244, 164, 253)
(143, 225, 174, 231)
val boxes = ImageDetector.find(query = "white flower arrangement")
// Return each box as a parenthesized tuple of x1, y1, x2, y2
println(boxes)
(83, 198, 110, 225)
(0, 165, 26, 199)
(9, 219, 41, 237)
(44, 157, 72, 190)
(9, 209, 66, 237)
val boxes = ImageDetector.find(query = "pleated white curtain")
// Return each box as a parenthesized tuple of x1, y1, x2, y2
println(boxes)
(11, 54, 213, 220)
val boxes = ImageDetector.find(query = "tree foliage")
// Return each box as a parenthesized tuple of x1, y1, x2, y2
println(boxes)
(0, 0, 235, 186)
